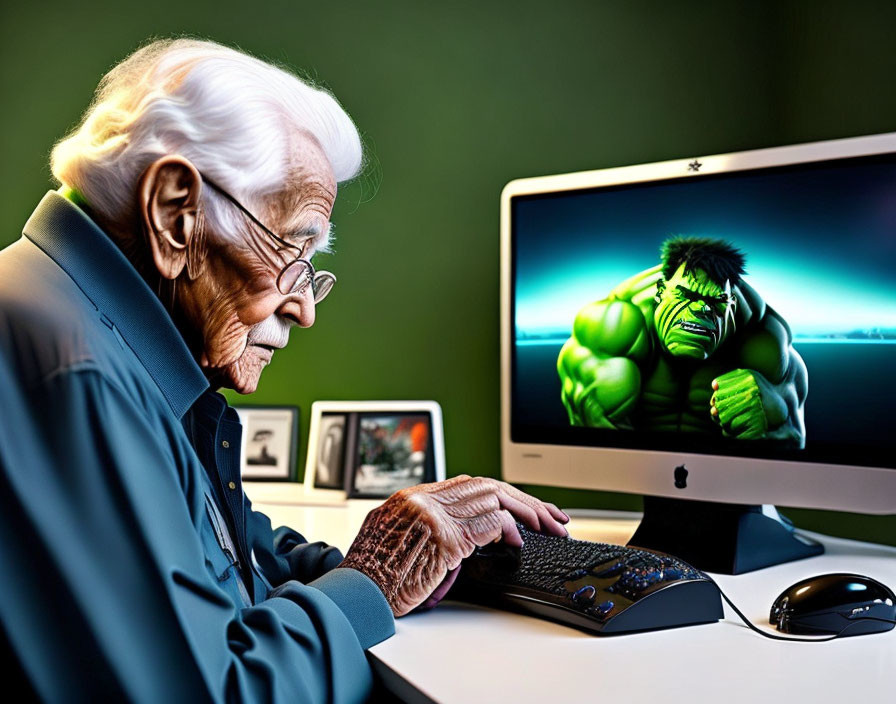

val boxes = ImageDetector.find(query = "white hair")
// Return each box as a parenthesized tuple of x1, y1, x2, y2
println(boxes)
(51, 38, 363, 245)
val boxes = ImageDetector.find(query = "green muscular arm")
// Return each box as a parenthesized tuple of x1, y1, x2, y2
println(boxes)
(557, 299, 650, 428)
(710, 310, 808, 448)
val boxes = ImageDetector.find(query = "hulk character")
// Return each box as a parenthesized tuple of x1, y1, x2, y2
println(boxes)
(557, 237, 807, 447)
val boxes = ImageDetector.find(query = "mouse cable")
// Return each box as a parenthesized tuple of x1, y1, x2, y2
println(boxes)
(713, 581, 896, 642)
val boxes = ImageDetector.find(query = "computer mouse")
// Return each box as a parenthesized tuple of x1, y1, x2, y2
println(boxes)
(769, 573, 896, 637)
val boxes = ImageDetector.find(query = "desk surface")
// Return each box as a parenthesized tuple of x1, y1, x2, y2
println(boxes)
(245, 484, 896, 704)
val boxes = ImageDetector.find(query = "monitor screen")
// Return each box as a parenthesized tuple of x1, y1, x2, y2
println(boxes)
(507, 146, 896, 488)
(511, 155, 896, 467)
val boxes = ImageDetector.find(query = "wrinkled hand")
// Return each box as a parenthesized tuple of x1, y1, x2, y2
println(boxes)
(710, 369, 771, 439)
(338, 475, 569, 617)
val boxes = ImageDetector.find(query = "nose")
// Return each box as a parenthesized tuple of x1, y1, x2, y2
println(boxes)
(276, 288, 316, 328)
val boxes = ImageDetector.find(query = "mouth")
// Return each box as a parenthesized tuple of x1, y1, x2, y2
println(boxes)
(676, 321, 714, 338)
(250, 343, 278, 362)
(250, 335, 288, 352)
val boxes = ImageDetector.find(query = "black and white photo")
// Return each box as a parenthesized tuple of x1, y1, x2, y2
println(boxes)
(314, 414, 347, 489)
(234, 406, 299, 481)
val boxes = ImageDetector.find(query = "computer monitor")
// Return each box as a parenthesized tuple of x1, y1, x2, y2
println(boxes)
(501, 133, 896, 573)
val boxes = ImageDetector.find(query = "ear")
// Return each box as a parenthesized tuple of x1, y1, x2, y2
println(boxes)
(654, 279, 666, 302)
(137, 156, 202, 280)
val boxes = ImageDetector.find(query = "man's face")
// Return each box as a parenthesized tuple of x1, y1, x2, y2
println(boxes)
(179, 134, 337, 393)
(653, 263, 736, 360)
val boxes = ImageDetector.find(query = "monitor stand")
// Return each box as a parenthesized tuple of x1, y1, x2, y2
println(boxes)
(627, 496, 824, 574)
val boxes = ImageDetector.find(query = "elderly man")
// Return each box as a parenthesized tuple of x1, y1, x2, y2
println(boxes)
(0, 39, 568, 702)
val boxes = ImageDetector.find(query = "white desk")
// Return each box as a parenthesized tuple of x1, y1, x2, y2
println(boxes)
(245, 484, 896, 704)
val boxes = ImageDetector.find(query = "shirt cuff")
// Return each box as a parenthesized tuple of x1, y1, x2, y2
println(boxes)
(308, 568, 395, 649)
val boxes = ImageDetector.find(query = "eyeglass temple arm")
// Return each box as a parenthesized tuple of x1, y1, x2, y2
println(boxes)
(200, 175, 297, 251)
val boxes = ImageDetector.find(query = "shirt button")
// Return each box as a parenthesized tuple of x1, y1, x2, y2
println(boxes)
(228, 481, 236, 490)
(221, 440, 230, 449)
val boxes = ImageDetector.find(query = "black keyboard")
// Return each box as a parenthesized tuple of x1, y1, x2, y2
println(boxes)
(449, 524, 723, 634)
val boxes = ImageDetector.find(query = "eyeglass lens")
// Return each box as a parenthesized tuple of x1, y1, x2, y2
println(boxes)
(278, 260, 336, 303)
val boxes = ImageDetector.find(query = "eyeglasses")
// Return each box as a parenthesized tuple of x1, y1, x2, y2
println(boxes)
(200, 175, 336, 303)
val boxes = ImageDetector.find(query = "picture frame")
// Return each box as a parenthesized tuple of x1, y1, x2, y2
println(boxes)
(304, 401, 446, 500)
(233, 406, 300, 481)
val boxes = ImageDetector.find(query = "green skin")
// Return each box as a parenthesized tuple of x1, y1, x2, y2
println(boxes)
(557, 263, 808, 447)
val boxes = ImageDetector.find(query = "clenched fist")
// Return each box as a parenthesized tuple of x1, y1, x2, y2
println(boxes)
(710, 368, 780, 439)
(338, 475, 569, 616)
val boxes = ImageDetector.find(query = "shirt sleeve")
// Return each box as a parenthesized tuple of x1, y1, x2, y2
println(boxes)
(0, 362, 394, 703)
(244, 492, 345, 585)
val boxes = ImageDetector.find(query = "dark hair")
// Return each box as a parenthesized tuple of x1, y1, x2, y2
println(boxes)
(660, 236, 746, 286)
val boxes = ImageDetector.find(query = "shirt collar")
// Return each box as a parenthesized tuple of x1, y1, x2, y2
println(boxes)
(190, 389, 242, 430)
(22, 190, 209, 418)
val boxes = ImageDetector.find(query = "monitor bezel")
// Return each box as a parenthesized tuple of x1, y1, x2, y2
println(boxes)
(500, 132, 896, 514)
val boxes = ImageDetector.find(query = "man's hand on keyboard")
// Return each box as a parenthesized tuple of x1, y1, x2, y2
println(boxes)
(338, 475, 570, 616)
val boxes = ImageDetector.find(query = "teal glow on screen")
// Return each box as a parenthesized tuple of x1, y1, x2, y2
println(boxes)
(514, 159, 896, 343)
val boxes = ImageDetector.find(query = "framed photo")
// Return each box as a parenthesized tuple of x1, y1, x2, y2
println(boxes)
(313, 413, 348, 489)
(304, 401, 446, 499)
(233, 406, 299, 481)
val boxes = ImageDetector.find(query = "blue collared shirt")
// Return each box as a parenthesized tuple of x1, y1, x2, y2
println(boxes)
(0, 192, 393, 703)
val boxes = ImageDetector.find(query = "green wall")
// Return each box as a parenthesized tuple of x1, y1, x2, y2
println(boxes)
(2, 1, 894, 545)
